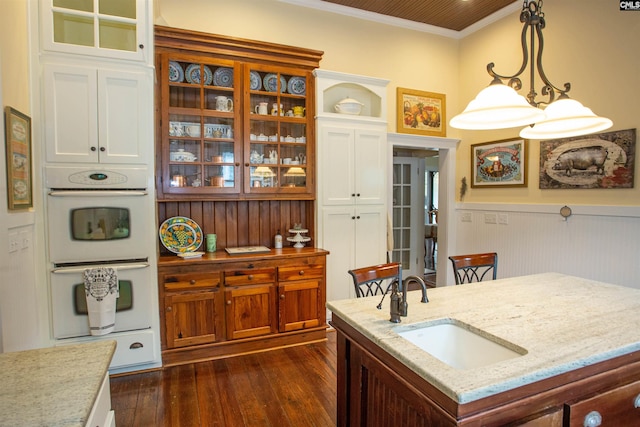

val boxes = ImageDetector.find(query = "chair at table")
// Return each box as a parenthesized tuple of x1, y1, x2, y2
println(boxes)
(348, 262, 401, 298)
(448, 252, 497, 285)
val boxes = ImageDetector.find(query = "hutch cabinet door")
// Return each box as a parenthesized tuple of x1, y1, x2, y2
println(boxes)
(277, 280, 322, 332)
(164, 290, 220, 349)
(224, 284, 277, 340)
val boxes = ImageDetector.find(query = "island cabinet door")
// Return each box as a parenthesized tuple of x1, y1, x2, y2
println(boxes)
(224, 284, 277, 340)
(565, 378, 640, 426)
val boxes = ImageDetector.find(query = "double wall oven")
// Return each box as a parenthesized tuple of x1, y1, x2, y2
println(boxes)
(45, 165, 160, 371)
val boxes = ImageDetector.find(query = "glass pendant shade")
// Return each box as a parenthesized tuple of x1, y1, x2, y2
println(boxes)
(519, 98, 613, 139)
(450, 83, 546, 130)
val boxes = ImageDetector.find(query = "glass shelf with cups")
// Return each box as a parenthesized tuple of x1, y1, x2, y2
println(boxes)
(245, 66, 312, 193)
(162, 56, 241, 194)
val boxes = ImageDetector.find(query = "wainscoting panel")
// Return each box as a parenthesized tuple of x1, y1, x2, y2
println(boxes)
(455, 204, 640, 289)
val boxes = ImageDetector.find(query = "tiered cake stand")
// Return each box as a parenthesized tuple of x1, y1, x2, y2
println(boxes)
(287, 228, 311, 248)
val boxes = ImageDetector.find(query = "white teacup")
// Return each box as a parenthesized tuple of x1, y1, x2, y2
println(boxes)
(282, 158, 291, 164)
(185, 124, 200, 137)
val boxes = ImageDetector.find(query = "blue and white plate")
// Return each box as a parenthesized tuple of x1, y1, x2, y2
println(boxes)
(287, 76, 306, 95)
(213, 67, 234, 87)
(250, 70, 262, 91)
(168, 61, 184, 83)
(263, 73, 287, 93)
(185, 64, 213, 85)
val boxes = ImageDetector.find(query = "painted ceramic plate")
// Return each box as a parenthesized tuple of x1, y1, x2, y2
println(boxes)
(185, 64, 213, 85)
(263, 73, 287, 93)
(250, 70, 262, 91)
(168, 61, 184, 83)
(213, 67, 234, 87)
(159, 216, 203, 253)
(287, 76, 306, 95)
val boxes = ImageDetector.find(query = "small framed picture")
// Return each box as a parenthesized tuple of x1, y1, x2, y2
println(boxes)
(471, 138, 528, 188)
(397, 87, 446, 137)
(4, 107, 33, 209)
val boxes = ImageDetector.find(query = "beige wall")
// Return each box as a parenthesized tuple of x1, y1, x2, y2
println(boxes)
(157, 0, 640, 207)
(1, 0, 30, 114)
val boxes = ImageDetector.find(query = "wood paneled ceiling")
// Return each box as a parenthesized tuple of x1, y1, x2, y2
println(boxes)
(320, 0, 518, 31)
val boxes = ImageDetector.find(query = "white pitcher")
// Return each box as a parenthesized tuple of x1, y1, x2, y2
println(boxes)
(255, 102, 269, 115)
(215, 96, 233, 112)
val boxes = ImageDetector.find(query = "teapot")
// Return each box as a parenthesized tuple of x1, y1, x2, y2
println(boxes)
(250, 150, 264, 164)
(334, 97, 364, 115)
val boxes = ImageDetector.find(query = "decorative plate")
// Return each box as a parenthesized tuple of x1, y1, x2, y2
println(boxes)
(250, 70, 262, 91)
(263, 73, 287, 93)
(168, 61, 184, 83)
(159, 216, 203, 253)
(287, 76, 306, 95)
(185, 64, 213, 85)
(213, 67, 234, 87)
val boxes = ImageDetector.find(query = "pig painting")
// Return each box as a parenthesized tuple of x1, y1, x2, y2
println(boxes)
(552, 146, 608, 177)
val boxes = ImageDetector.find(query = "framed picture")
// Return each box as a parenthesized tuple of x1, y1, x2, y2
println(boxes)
(397, 87, 446, 137)
(539, 128, 635, 189)
(4, 107, 33, 209)
(471, 138, 528, 188)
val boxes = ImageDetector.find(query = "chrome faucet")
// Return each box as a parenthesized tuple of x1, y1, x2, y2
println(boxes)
(389, 275, 429, 323)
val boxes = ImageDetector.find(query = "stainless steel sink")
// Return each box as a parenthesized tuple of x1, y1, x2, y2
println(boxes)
(396, 319, 527, 369)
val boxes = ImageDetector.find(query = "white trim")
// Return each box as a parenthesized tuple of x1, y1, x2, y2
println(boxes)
(278, 0, 522, 39)
(457, 202, 640, 218)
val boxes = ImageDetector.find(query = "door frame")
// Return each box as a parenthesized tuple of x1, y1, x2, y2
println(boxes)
(387, 133, 459, 287)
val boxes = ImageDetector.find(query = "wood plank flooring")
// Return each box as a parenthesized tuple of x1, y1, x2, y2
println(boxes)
(110, 330, 337, 427)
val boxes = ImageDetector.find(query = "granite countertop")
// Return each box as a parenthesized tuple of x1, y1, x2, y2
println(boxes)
(0, 340, 116, 427)
(326, 272, 640, 404)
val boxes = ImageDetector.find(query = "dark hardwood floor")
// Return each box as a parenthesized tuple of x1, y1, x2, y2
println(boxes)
(110, 330, 337, 427)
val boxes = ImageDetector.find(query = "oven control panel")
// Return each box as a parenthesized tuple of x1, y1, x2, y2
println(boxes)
(45, 165, 149, 189)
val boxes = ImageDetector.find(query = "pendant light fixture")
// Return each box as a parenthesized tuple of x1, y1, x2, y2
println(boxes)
(450, 0, 612, 139)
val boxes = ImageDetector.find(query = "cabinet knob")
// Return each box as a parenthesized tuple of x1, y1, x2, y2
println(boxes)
(583, 411, 602, 427)
(100, 146, 106, 152)
(129, 342, 143, 349)
(298, 270, 304, 276)
(166, 306, 172, 312)
(351, 193, 355, 197)
(356, 216, 361, 219)
(190, 279, 196, 285)
(351, 216, 356, 220)
(139, 44, 144, 49)
(245, 163, 250, 167)
(90, 146, 97, 152)
(248, 274, 254, 280)
(356, 193, 360, 197)
(280, 294, 285, 299)
(226, 300, 232, 305)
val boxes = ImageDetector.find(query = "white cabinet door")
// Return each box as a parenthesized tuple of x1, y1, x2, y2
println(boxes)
(40, 0, 150, 62)
(319, 123, 386, 206)
(322, 205, 386, 303)
(44, 63, 150, 164)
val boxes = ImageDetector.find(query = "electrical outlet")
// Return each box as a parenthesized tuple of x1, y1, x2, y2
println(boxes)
(484, 213, 497, 224)
(461, 212, 472, 222)
(8, 238, 19, 253)
(498, 213, 509, 225)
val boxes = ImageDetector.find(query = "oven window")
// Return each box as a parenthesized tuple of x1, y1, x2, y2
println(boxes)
(71, 207, 130, 240)
(73, 280, 133, 314)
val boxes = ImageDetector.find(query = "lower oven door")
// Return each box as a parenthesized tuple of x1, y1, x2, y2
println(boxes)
(47, 190, 152, 263)
(51, 262, 153, 339)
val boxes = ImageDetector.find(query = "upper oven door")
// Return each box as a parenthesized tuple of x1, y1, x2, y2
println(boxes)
(47, 190, 152, 263)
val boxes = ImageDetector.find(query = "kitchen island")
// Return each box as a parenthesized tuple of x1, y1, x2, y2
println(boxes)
(0, 340, 116, 427)
(327, 273, 640, 426)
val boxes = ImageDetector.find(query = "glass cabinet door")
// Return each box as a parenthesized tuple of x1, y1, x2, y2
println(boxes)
(44, 0, 147, 60)
(162, 57, 241, 194)
(245, 66, 311, 194)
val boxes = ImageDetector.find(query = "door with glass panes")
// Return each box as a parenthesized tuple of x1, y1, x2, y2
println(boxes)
(392, 157, 425, 277)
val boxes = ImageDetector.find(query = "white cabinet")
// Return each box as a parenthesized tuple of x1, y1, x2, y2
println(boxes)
(43, 62, 151, 164)
(319, 125, 386, 206)
(40, 0, 150, 62)
(314, 70, 390, 304)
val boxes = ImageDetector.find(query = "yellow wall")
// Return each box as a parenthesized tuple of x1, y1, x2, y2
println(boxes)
(157, 0, 640, 207)
(0, 0, 30, 114)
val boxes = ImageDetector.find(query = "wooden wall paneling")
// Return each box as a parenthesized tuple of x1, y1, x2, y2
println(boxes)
(236, 202, 249, 247)
(225, 202, 239, 248)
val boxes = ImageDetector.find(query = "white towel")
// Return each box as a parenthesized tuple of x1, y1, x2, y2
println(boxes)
(83, 267, 119, 336)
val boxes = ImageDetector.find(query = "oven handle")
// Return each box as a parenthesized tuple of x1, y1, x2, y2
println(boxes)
(48, 190, 148, 197)
(52, 263, 150, 274)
